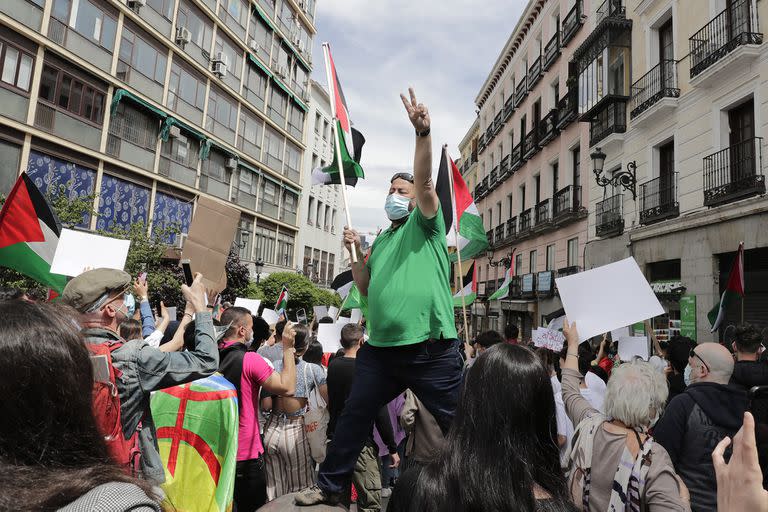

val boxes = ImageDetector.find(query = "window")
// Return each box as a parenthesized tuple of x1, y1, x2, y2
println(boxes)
(108, 102, 159, 151)
(177, 0, 213, 50)
(282, 190, 298, 222)
(316, 201, 323, 229)
(572, 146, 580, 188)
(328, 253, 335, 282)
(200, 151, 232, 200)
(255, 224, 277, 263)
(38, 64, 106, 124)
(219, 0, 247, 31)
(520, 184, 526, 210)
(146, 0, 173, 19)
(118, 26, 167, 83)
(283, 141, 301, 181)
(552, 161, 559, 195)
(235, 167, 258, 203)
(515, 253, 523, 275)
(314, 113, 321, 134)
(322, 119, 329, 140)
(213, 33, 243, 80)
(507, 194, 513, 217)
(546, 244, 555, 271)
(248, 15, 272, 62)
(0, 41, 34, 92)
(96, 175, 149, 231)
(168, 62, 205, 111)
(307, 196, 314, 224)
(236, 216, 254, 260)
(52, 0, 117, 51)
(161, 133, 199, 168)
(567, 238, 579, 267)
(303, 245, 312, 273)
(277, 231, 294, 266)
(487, 208, 493, 229)
(206, 86, 238, 133)
(287, 104, 305, 140)
(496, 202, 502, 224)
(259, 179, 280, 216)
(534, 175, 541, 203)
(238, 109, 263, 155)
(320, 251, 328, 282)
(263, 126, 284, 171)
(578, 44, 631, 115)
(529, 250, 537, 273)
(268, 86, 288, 125)
(331, 209, 337, 233)
(243, 63, 268, 109)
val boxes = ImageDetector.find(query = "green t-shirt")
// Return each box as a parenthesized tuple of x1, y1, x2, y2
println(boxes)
(365, 204, 457, 347)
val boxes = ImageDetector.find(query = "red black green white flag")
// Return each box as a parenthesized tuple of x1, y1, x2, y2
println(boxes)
(275, 286, 289, 313)
(488, 251, 517, 300)
(436, 147, 488, 262)
(708, 242, 744, 332)
(313, 44, 365, 187)
(453, 262, 477, 308)
(0, 173, 66, 292)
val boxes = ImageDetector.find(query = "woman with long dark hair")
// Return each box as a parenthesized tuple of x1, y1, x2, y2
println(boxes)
(0, 301, 159, 511)
(388, 343, 576, 512)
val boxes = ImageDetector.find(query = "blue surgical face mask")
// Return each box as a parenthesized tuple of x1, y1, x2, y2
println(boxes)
(385, 193, 411, 221)
(122, 293, 136, 318)
(683, 364, 693, 386)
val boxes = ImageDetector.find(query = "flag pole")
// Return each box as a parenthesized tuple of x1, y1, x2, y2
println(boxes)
(445, 145, 470, 343)
(740, 241, 745, 324)
(322, 42, 357, 264)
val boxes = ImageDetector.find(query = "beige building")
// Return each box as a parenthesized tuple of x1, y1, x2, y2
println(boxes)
(583, 0, 768, 342)
(458, 117, 480, 193)
(472, 0, 592, 338)
(0, 0, 316, 278)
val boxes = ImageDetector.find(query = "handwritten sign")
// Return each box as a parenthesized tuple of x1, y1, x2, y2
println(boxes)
(532, 328, 566, 352)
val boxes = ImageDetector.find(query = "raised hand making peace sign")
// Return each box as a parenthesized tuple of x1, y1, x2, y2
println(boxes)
(400, 87, 430, 134)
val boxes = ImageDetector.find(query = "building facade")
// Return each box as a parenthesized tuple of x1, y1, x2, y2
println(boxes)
(584, 0, 768, 342)
(458, 117, 480, 193)
(0, 0, 316, 279)
(472, 0, 592, 339)
(296, 79, 343, 287)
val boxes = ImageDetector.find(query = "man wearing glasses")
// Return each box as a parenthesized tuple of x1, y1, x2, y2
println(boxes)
(296, 88, 463, 506)
(654, 342, 747, 512)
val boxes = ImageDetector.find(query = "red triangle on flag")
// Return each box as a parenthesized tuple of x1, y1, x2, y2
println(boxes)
(0, 175, 45, 249)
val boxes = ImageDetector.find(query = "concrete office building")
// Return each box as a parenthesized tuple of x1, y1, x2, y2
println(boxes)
(0, 0, 317, 279)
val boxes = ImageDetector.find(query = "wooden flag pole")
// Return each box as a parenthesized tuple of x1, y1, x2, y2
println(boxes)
(445, 145, 470, 343)
(322, 42, 357, 264)
(741, 240, 745, 324)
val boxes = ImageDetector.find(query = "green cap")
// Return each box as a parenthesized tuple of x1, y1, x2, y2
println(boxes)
(62, 268, 132, 312)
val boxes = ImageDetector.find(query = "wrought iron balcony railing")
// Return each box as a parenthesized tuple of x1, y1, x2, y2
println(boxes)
(503, 94, 516, 121)
(486, 229, 494, 246)
(596, 193, 625, 238)
(640, 172, 680, 225)
(562, 0, 584, 45)
(535, 199, 551, 226)
(552, 185, 583, 220)
(537, 109, 559, 145)
(630, 59, 680, 118)
(511, 142, 524, 172)
(543, 31, 561, 71)
(589, 97, 628, 147)
(507, 217, 517, 239)
(500, 155, 511, 179)
(523, 128, 540, 159)
(515, 78, 528, 107)
(703, 137, 765, 207)
(595, 0, 626, 27)
(556, 88, 578, 130)
(528, 57, 543, 89)
(519, 208, 533, 235)
(494, 224, 505, 244)
(489, 166, 499, 189)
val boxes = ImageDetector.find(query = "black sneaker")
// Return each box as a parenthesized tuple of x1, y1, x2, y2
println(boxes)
(294, 485, 344, 506)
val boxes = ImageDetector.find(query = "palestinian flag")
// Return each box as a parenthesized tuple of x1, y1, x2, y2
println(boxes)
(275, 286, 289, 313)
(708, 242, 744, 332)
(488, 253, 516, 300)
(436, 147, 488, 263)
(453, 262, 477, 308)
(331, 269, 354, 300)
(0, 173, 66, 292)
(313, 44, 365, 187)
(340, 283, 368, 319)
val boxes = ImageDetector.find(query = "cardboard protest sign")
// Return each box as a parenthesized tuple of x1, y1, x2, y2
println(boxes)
(234, 298, 261, 315)
(50, 229, 130, 277)
(532, 328, 566, 352)
(181, 196, 239, 292)
(618, 336, 650, 361)
(317, 323, 344, 353)
(555, 258, 664, 343)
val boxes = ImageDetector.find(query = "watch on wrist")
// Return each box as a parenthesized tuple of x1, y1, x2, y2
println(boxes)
(416, 128, 430, 137)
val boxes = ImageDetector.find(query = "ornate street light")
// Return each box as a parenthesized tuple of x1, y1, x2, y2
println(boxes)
(590, 147, 637, 200)
(487, 249, 513, 268)
(254, 257, 264, 283)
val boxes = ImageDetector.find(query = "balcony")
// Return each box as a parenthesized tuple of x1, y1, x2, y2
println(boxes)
(489, 167, 499, 189)
(557, 265, 581, 277)
(562, 0, 584, 45)
(543, 31, 561, 71)
(493, 112, 503, 136)
(504, 94, 516, 121)
(475, 179, 488, 199)
(515, 78, 528, 107)
(640, 173, 679, 225)
(485, 125, 494, 144)
(703, 137, 765, 207)
(521, 273, 536, 298)
(500, 155, 511, 180)
(519, 208, 533, 236)
(523, 128, 540, 159)
(511, 142, 524, 172)
(596, 193, 625, 238)
(552, 185, 585, 224)
(478, 133, 487, 153)
(528, 57, 543, 89)
(486, 229, 494, 246)
(556, 88, 578, 130)
(537, 109, 559, 146)
(494, 225, 505, 244)
(589, 97, 627, 147)
(689, 0, 762, 84)
(507, 217, 517, 240)
(534, 199, 551, 229)
(630, 60, 680, 121)
(596, 0, 626, 27)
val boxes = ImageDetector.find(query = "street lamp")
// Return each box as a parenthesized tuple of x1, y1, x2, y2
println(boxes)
(487, 249, 513, 268)
(254, 257, 264, 284)
(590, 147, 637, 200)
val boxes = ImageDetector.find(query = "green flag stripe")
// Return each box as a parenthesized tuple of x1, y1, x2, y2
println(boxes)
(0, 242, 66, 292)
(453, 292, 476, 308)
(323, 121, 364, 179)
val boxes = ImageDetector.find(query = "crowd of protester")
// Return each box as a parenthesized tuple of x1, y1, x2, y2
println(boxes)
(2, 268, 768, 512)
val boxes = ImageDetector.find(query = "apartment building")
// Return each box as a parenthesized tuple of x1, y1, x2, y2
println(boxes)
(297, 79, 343, 287)
(458, 117, 480, 193)
(0, 0, 316, 278)
(584, 0, 768, 342)
(473, 0, 592, 338)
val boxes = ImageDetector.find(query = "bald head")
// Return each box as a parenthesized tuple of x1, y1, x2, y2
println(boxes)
(693, 342, 735, 384)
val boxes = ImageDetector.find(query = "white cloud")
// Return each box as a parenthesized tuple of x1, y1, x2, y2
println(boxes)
(310, 0, 527, 232)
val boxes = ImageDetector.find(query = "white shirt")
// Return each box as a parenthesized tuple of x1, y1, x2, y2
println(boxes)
(143, 329, 164, 348)
(551, 375, 574, 467)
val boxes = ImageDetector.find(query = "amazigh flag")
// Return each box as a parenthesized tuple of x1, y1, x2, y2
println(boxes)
(453, 262, 477, 308)
(275, 286, 289, 312)
(313, 44, 365, 186)
(0, 173, 66, 292)
(436, 147, 488, 263)
(488, 253, 517, 300)
(151, 374, 238, 512)
(708, 242, 745, 332)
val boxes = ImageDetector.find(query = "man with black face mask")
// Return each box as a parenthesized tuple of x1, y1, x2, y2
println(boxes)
(296, 88, 463, 507)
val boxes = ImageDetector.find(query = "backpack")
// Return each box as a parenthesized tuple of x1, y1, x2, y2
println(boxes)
(88, 340, 141, 475)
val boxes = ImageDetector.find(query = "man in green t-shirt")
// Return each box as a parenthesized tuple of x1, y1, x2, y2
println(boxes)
(296, 88, 463, 507)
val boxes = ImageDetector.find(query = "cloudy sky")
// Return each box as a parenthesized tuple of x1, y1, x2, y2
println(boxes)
(310, 0, 526, 234)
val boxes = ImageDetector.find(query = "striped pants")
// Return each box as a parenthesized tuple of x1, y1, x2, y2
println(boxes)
(263, 414, 316, 501)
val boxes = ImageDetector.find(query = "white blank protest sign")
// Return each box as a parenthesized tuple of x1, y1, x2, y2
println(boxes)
(317, 323, 344, 353)
(618, 336, 650, 361)
(328, 306, 340, 319)
(260, 308, 280, 325)
(234, 298, 261, 315)
(555, 257, 664, 343)
(51, 229, 130, 277)
(350, 309, 362, 323)
(611, 326, 630, 342)
(313, 306, 328, 319)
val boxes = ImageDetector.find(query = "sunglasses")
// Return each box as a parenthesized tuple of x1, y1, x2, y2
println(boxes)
(390, 172, 414, 183)
(690, 348, 710, 373)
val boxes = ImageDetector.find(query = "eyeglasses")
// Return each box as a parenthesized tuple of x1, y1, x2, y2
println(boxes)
(390, 172, 414, 183)
(690, 348, 710, 373)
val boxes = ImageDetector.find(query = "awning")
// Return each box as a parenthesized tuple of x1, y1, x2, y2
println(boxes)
(110, 88, 168, 119)
(247, 53, 273, 78)
(261, 171, 282, 186)
(292, 95, 308, 112)
(159, 117, 207, 143)
(283, 184, 300, 196)
(272, 76, 292, 98)
(252, 5, 275, 31)
(238, 160, 262, 176)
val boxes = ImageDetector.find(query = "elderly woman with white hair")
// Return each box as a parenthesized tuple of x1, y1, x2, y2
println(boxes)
(561, 319, 691, 512)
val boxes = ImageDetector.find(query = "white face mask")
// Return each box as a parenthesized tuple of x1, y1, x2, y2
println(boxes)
(684, 364, 693, 386)
(384, 193, 411, 220)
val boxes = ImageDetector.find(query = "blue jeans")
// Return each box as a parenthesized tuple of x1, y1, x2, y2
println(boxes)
(318, 338, 463, 494)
